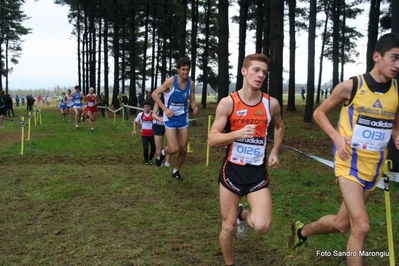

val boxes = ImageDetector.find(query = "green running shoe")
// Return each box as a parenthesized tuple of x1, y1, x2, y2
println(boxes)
(288, 220, 306, 251)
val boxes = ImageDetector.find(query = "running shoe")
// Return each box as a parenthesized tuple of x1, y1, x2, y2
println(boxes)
(163, 162, 170, 167)
(171, 171, 184, 181)
(236, 203, 247, 239)
(288, 220, 306, 251)
(76, 124, 79, 128)
(155, 149, 166, 167)
(148, 160, 153, 165)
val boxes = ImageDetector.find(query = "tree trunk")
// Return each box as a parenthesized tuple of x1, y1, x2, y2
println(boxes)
(201, 0, 211, 108)
(77, 4, 82, 89)
(332, 0, 340, 89)
(97, 15, 102, 93)
(190, 0, 198, 86)
(104, 17, 109, 103)
(268, 0, 283, 105)
(112, 0, 120, 108)
(217, 0, 229, 101)
(179, 0, 188, 58)
(286, 0, 296, 111)
(339, 1, 346, 83)
(262, 0, 270, 93)
(316, 1, 330, 104)
(255, 0, 263, 53)
(141, 1, 150, 95)
(129, 0, 138, 114)
(303, 0, 316, 123)
(89, 4, 96, 91)
(366, 0, 380, 72)
(235, 0, 248, 91)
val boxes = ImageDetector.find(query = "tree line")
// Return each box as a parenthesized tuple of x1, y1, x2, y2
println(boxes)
(1, 0, 394, 120)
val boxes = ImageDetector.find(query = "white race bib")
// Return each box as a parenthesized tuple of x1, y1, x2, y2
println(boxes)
(350, 115, 393, 152)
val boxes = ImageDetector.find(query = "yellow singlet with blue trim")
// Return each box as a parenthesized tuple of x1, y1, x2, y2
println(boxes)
(334, 75, 398, 191)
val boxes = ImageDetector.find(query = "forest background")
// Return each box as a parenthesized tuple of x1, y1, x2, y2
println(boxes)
(1, 0, 398, 122)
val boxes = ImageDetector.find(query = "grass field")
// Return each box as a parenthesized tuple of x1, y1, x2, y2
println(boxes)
(0, 99, 398, 266)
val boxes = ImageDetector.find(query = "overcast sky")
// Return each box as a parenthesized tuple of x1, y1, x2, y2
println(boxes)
(9, 0, 368, 91)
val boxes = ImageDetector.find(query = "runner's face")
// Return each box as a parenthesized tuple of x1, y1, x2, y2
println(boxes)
(178, 65, 190, 79)
(242, 60, 268, 90)
(144, 104, 151, 113)
(378, 48, 399, 78)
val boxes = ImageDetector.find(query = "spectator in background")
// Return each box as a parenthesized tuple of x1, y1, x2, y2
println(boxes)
(0, 90, 5, 128)
(117, 90, 129, 120)
(5, 94, 15, 117)
(27, 94, 35, 111)
(15, 95, 20, 107)
(138, 92, 145, 108)
(301, 86, 305, 100)
(99, 92, 107, 117)
(21, 96, 25, 106)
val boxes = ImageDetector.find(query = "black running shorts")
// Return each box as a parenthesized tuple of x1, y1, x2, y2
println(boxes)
(152, 123, 165, 136)
(219, 160, 269, 196)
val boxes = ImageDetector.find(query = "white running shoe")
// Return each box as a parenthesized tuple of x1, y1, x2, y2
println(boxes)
(236, 204, 247, 239)
(163, 162, 170, 167)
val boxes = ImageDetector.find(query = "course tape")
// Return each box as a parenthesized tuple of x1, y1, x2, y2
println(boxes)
(98, 105, 208, 121)
(1, 110, 40, 127)
(268, 139, 399, 190)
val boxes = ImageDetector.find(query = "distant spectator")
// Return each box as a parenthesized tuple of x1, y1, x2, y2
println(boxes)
(301, 87, 305, 100)
(99, 92, 107, 117)
(27, 94, 35, 111)
(0, 90, 5, 128)
(15, 95, 20, 107)
(117, 90, 129, 120)
(138, 92, 145, 107)
(4, 94, 15, 117)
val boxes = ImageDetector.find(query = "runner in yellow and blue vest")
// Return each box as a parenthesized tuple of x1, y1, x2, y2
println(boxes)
(289, 32, 399, 266)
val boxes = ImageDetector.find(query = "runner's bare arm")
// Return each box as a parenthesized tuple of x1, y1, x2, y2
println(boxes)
(208, 96, 257, 147)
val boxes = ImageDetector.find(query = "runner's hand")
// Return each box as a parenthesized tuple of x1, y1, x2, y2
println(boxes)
(333, 135, 351, 160)
(238, 124, 256, 139)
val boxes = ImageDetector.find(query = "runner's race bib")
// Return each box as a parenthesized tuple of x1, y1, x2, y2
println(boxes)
(351, 115, 393, 152)
(170, 102, 185, 116)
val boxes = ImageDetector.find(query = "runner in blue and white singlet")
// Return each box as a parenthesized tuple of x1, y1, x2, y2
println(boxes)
(72, 85, 86, 128)
(162, 75, 191, 129)
(151, 57, 199, 180)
